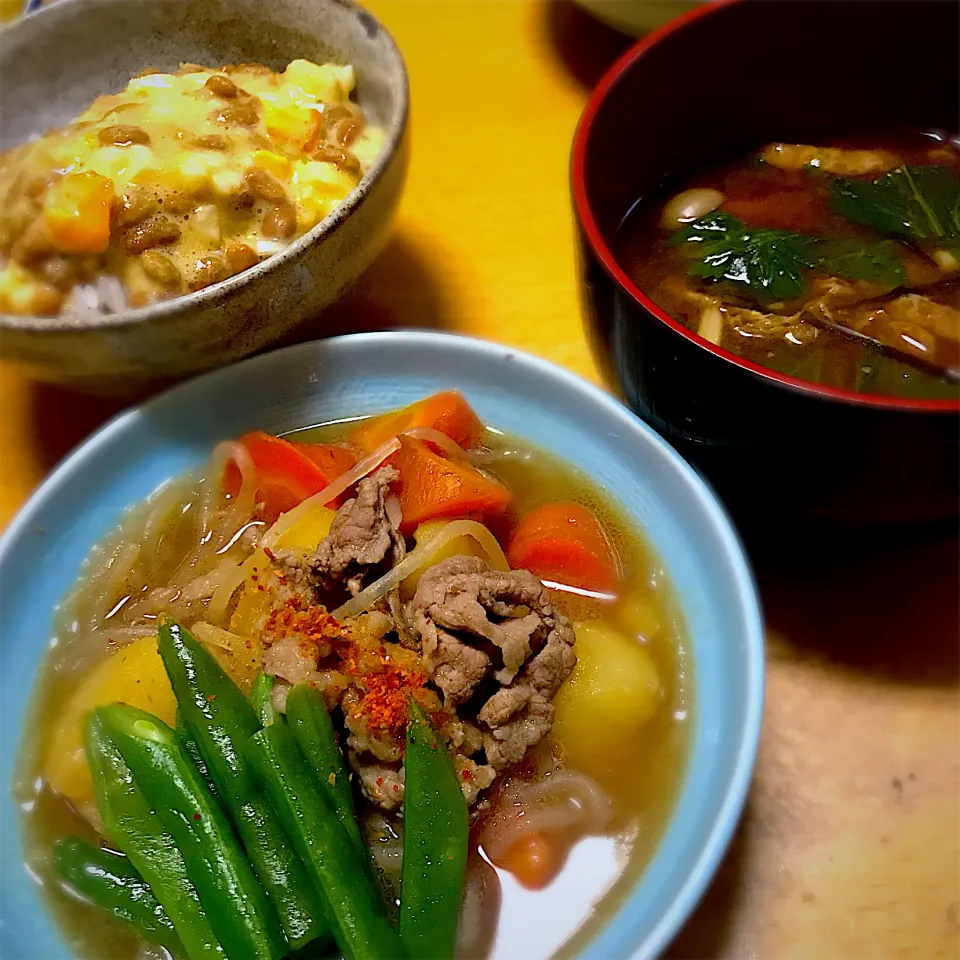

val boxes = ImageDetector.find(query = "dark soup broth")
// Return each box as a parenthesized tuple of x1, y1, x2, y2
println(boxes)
(15, 393, 691, 960)
(617, 132, 960, 399)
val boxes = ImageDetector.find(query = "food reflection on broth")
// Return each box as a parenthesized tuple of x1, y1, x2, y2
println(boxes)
(15, 391, 690, 960)
(617, 133, 960, 399)
(0, 59, 382, 319)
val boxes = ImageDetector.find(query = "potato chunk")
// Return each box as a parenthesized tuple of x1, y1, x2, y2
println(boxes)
(552, 622, 661, 770)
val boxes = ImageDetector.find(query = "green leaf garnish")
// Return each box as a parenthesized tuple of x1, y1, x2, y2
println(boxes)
(671, 212, 908, 302)
(671, 212, 809, 301)
(830, 164, 960, 250)
(802, 237, 907, 289)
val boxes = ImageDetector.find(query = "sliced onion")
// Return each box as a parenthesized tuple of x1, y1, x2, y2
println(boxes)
(478, 771, 612, 862)
(181, 556, 243, 602)
(201, 441, 235, 540)
(261, 437, 401, 550)
(333, 519, 509, 620)
(217, 519, 265, 556)
(457, 853, 502, 960)
(206, 551, 261, 622)
(402, 427, 466, 460)
(192, 620, 246, 652)
(525, 770, 613, 829)
(216, 441, 258, 551)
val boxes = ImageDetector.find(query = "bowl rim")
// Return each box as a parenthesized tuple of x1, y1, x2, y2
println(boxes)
(570, 0, 960, 415)
(0, 0, 410, 333)
(0, 330, 765, 960)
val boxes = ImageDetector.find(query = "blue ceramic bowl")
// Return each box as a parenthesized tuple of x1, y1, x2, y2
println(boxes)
(0, 332, 763, 959)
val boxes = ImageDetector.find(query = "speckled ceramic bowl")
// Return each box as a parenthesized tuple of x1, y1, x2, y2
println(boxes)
(0, 0, 409, 392)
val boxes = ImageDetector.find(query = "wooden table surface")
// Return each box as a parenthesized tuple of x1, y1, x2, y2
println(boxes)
(2, 2, 958, 958)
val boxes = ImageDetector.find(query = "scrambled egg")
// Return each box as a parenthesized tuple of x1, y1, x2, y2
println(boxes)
(0, 59, 383, 317)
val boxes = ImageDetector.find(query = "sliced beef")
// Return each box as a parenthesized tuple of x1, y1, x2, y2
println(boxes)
(454, 755, 497, 805)
(443, 717, 485, 756)
(407, 554, 576, 776)
(342, 688, 404, 763)
(478, 686, 554, 770)
(263, 636, 319, 685)
(309, 467, 404, 591)
(519, 629, 578, 700)
(416, 613, 492, 705)
(409, 556, 576, 704)
(354, 758, 405, 812)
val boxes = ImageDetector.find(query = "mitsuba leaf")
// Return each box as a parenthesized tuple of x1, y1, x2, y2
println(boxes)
(830, 165, 960, 248)
(672, 213, 909, 303)
(802, 237, 907, 290)
(671, 212, 808, 302)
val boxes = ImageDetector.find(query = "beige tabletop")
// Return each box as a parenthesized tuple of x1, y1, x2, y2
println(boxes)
(1, 2, 958, 957)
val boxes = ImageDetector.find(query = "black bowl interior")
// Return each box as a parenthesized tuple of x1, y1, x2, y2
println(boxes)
(583, 0, 960, 239)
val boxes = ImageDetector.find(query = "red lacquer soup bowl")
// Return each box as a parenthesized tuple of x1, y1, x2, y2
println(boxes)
(572, 0, 959, 529)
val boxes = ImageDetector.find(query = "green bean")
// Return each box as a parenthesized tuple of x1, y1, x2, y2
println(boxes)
(286, 684, 362, 851)
(85, 711, 223, 960)
(52, 837, 181, 951)
(159, 621, 328, 949)
(252, 671, 279, 727)
(399, 702, 468, 960)
(97, 703, 286, 960)
(246, 723, 405, 960)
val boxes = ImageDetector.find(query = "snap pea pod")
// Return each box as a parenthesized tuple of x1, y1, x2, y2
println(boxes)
(285, 684, 362, 852)
(85, 711, 223, 960)
(97, 703, 286, 960)
(52, 837, 181, 952)
(246, 723, 406, 960)
(159, 621, 328, 950)
(399, 701, 469, 960)
(251, 671, 279, 727)
(176, 714, 219, 800)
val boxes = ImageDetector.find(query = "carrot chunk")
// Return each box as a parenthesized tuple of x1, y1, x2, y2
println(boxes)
(492, 832, 567, 891)
(351, 391, 485, 454)
(296, 442, 357, 483)
(393, 436, 511, 533)
(43, 171, 115, 254)
(223, 432, 354, 521)
(507, 501, 619, 594)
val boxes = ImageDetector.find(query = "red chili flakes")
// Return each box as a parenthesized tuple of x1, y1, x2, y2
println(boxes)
(461, 769, 473, 781)
(192, 813, 201, 821)
(263, 598, 342, 649)
(207, 694, 217, 702)
(376, 777, 384, 787)
(392, 784, 400, 792)
(337, 638, 432, 738)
